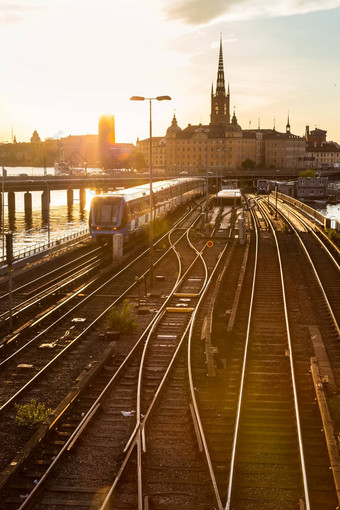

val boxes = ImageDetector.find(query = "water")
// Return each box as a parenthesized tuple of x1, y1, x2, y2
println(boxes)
(0, 167, 99, 260)
(311, 203, 340, 225)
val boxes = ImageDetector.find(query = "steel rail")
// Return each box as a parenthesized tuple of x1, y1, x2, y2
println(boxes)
(274, 198, 340, 270)
(100, 226, 228, 510)
(223, 206, 259, 509)
(263, 197, 340, 338)
(0, 198, 202, 306)
(134, 224, 187, 454)
(187, 240, 231, 510)
(16, 205, 209, 510)
(136, 221, 209, 450)
(257, 200, 311, 509)
(0, 256, 102, 325)
(0, 207, 205, 418)
(274, 194, 340, 258)
(0, 202, 203, 362)
(121, 219, 200, 455)
(133, 209, 227, 508)
(0, 245, 104, 301)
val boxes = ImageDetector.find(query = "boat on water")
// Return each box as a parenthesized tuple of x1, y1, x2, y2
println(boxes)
(54, 161, 70, 176)
(54, 163, 86, 176)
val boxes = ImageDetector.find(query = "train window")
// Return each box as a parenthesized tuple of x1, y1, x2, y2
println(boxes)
(165, 185, 171, 201)
(94, 197, 121, 224)
(154, 190, 161, 206)
(129, 201, 136, 216)
(173, 184, 180, 197)
(135, 200, 141, 213)
(121, 204, 128, 227)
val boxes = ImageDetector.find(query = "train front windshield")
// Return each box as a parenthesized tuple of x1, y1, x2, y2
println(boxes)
(93, 197, 122, 225)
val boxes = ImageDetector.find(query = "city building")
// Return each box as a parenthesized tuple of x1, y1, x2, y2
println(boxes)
(296, 176, 329, 200)
(97, 115, 135, 169)
(135, 38, 309, 174)
(98, 115, 116, 168)
(30, 130, 41, 143)
(59, 134, 98, 167)
(305, 127, 340, 168)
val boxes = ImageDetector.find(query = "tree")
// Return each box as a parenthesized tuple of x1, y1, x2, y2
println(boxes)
(241, 158, 256, 169)
(131, 151, 147, 171)
(298, 169, 316, 177)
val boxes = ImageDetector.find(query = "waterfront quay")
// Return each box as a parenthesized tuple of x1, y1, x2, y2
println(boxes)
(1, 168, 339, 223)
(2, 165, 340, 193)
(1, 174, 145, 192)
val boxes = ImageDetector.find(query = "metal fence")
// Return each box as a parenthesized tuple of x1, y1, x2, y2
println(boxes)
(0, 227, 89, 266)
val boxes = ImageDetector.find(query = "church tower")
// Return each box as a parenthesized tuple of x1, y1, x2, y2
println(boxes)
(210, 35, 230, 126)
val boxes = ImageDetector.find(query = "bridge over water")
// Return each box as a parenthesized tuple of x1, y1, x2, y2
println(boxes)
(1, 168, 339, 216)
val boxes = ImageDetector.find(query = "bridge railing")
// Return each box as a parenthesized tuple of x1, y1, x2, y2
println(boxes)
(276, 192, 339, 230)
(0, 226, 89, 267)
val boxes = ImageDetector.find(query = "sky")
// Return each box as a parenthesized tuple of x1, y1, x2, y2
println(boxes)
(0, 0, 340, 145)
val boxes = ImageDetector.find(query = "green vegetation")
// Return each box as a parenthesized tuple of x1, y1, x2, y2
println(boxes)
(106, 299, 138, 333)
(325, 228, 340, 243)
(281, 223, 289, 233)
(298, 168, 316, 177)
(241, 158, 256, 169)
(205, 223, 214, 232)
(15, 399, 52, 428)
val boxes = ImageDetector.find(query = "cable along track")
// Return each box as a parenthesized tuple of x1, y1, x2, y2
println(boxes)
(4, 207, 231, 510)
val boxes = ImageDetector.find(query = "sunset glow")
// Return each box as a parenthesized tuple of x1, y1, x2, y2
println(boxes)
(0, 0, 340, 143)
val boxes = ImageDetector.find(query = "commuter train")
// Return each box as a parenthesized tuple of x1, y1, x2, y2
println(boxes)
(216, 188, 242, 204)
(257, 179, 269, 194)
(89, 178, 205, 243)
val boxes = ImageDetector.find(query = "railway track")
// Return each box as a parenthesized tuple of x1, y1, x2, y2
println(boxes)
(189, 199, 338, 509)
(0, 202, 235, 509)
(267, 196, 340, 337)
(0, 200, 213, 469)
(0, 245, 109, 335)
(1, 195, 339, 509)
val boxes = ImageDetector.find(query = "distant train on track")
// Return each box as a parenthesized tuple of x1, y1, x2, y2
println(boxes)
(89, 178, 205, 243)
(257, 179, 269, 194)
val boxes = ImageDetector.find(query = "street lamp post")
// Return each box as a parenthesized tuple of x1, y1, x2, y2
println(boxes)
(43, 181, 50, 246)
(130, 95, 171, 291)
(216, 148, 227, 201)
(205, 139, 209, 222)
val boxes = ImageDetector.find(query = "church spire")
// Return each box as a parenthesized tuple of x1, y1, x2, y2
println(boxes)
(286, 111, 291, 133)
(210, 35, 230, 126)
(216, 33, 226, 96)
